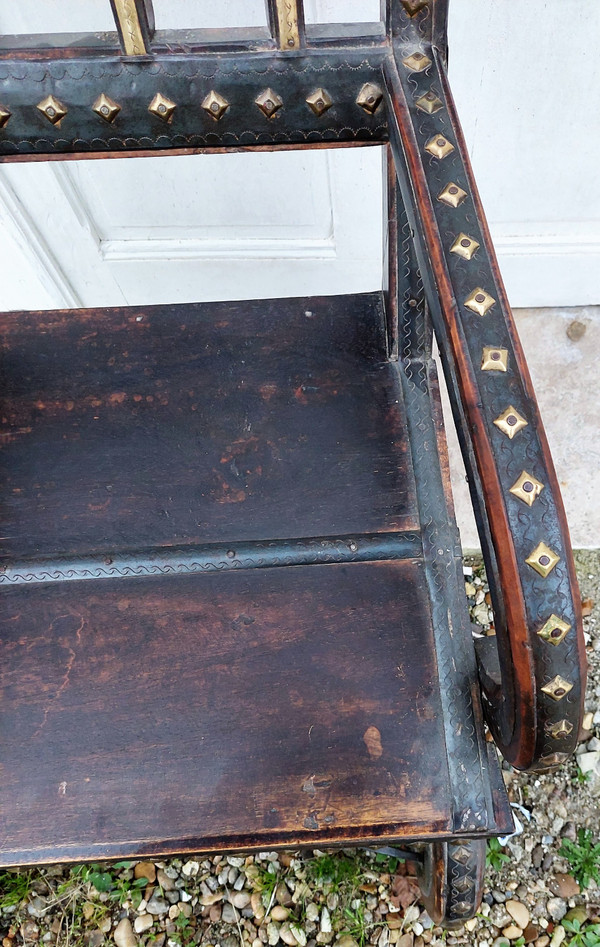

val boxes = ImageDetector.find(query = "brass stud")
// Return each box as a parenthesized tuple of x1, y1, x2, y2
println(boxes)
(37, 94, 67, 126)
(450, 233, 480, 261)
(537, 614, 571, 647)
(526, 541, 560, 578)
(452, 846, 471, 865)
(306, 88, 333, 116)
(438, 182, 467, 208)
(454, 875, 474, 893)
(509, 470, 544, 506)
(201, 90, 230, 121)
(481, 347, 509, 372)
(465, 287, 496, 316)
(255, 88, 283, 118)
(415, 91, 443, 114)
(148, 92, 176, 123)
(402, 51, 432, 73)
(453, 902, 474, 917)
(493, 405, 528, 439)
(401, 0, 429, 14)
(424, 134, 454, 160)
(0, 104, 11, 128)
(92, 93, 121, 124)
(541, 674, 573, 702)
(356, 83, 383, 114)
(546, 719, 574, 740)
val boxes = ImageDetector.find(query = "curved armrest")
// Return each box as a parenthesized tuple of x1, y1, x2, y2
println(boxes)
(383, 46, 586, 771)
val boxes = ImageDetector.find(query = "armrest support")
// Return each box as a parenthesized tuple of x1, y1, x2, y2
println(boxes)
(383, 45, 586, 772)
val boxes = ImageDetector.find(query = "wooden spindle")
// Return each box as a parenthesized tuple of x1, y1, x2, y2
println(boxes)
(265, 0, 305, 50)
(109, 0, 155, 56)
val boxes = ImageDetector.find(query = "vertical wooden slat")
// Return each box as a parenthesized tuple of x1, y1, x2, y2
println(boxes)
(383, 144, 399, 359)
(109, 0, 155, 56)
(265, 0, 306, 50)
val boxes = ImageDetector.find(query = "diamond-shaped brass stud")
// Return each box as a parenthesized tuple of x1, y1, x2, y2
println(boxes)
(255, 88, 283, 118)
(401, 0, 428, 14)
(540, 752, 570, 768)
(356, 83, 383, 114)
(546, 719, 574, 740)
(0, 104, 11, 128)
(201, 90, 230, 121)
(451, 233, 480, 261)
(481, 347, 508, 372)
(402, 51, 432, 73)
(148, 92, 176, 123)
(541, 674, 573, 701)
(454, 875, 474, 893)
(92, 93, 121, 124)
(425, 134, 454, 160)
(415, 90, 443, 114)
(526, 542, 560, 578)
(454, 902, 473, 917)
(37, 94, 67, 126)
(493, 405, 528, 439)
(465, 287, 496, 316)
(306, 88, 333, 116)
(438, 182, 467, 208)
(509, 470, 544, 507)
(537, 614, 571, 647)
(452, 846, 471, 865)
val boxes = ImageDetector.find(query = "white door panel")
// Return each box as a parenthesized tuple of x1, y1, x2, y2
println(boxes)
(0, 1, 598, 310)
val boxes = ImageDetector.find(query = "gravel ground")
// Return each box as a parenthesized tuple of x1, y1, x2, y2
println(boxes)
(1, 552, 599, 947)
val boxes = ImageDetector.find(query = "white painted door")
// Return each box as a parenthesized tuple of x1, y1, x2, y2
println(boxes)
(0, 0, 598, 311)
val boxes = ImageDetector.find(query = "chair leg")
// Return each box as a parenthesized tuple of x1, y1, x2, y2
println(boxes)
(416, 839, 486, 928)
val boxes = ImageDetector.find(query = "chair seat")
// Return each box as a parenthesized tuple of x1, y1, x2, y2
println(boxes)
(0, 292, 512, 866)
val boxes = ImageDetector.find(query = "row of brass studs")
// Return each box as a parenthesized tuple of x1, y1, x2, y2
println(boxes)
(403, 46, 575, 722)
(0, 82, 384, 131)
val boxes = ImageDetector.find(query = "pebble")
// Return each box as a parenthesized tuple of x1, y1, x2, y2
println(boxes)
(221, 903, 238, 924)
(502, 926, 524, 941)
(320, 908, 332, 933)
(146, 895, 169, 916)
(270, 906, 288, 921)
(560, 822, 577, 842)
(280, 924, 299, 947)
(134, 915, 154, 934)
(549, 874, 580, 898)
(404, 906, 420, 924)
(20, 922, 39, 943)
(506, 901, 530, 929)
(546, 899, 568, 922)
(267, 922, 281, 946)
(536, 939, 550, 947)
(27, 898, 47, 919)
(550, 927, 566, 947)
(337, 938, 360, 947)
(181, 861, 200, 878)
(412, 924, 424, 937)
(135, 862, 156, 884)
(156, 869, 176, 891)
(523, 925, 539, 943)
(493, 939, 510, 947)
(493, 890, 506, 903)
(232, 892, 250, 909)
(396, 936, 413, 947)
(114, 919, 137, 947)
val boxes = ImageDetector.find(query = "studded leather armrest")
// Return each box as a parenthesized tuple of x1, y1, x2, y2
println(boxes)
(383, 45, 586, 772)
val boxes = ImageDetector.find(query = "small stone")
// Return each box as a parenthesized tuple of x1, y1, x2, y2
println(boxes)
(277, 883, 293, 907)
(464, 919, 478, 932)
(547, 899, 568, 923)
(27, 898, 47, 920)
(280, 924, 298, 946)
(564, 908, 588, 925)
(493, 939, 510, 947)
(290, 925, 307, 947)
(493, 891, 507, 904)
(502, 927, 523, 941)
(550, 927, 566, 947)
(135, 862, 157, 884)
(536, 938, 550, 947)
(221, 902, 238, 924)
(337, 938, 360, 947)
(306, 904, 320, 923)
(232, 892, 250, 909)
(134, 916, 154, 934)
(156, 869, 175, 891)
(560, 823, 577, 842)
(523, 925, 539, 943)
(267, 923, 281, 946)
(506, 901, 530, 929)
(542, 854, 555, 872)
(146, 896, 170, 916)
(396, 937, 413, 947)
(582, 712, 594, 730)
(412, 924, 424, 937)
(114, 918, 137, 947)
(181, 861, 200, 878)
(227, 856, 245, 868)
(577, 751, 600, 774)
(549, 875, 580, 898)
(404, 906, 420, 925)
(209, 905, 221, 922)
(200, 893, 224, 906)
(20, 922, 39, 943)
(387, 917, 403, 931)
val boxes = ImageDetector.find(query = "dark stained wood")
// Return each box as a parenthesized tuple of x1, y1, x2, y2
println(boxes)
(0, 293, 418, 562)
(108, 0, 155, 57)
(383, 51, 585, 771)
(2, 560, 451, 865)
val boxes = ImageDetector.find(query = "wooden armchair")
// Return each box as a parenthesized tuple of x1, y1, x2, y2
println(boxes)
(0, 0, 586, 926)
